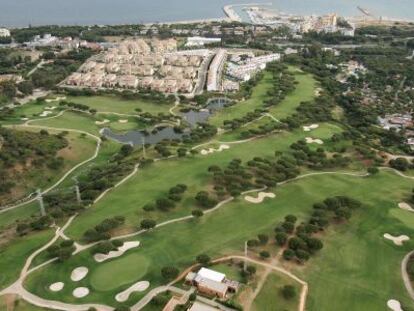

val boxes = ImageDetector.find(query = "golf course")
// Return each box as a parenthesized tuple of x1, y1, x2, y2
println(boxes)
(1, 63, 414, 311)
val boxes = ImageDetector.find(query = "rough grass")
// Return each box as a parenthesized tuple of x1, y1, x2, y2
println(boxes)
(66, 95, 173, 115)
(251, 273, 301, 311)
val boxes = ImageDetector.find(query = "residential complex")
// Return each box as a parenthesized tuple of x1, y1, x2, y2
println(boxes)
(64, 38, 207, 95)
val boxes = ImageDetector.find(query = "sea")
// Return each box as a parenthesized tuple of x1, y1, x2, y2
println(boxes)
(0, 0, 413, 28)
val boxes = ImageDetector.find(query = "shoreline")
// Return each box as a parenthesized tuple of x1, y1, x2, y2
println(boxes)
(2, 3, 414, 30)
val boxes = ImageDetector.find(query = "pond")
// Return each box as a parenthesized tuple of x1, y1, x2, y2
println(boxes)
(101, 97, 230, 146)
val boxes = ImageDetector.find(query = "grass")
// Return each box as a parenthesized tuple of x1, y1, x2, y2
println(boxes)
(268, 68, 317, 120)
(251, 273, 301, 311)
(65, 95, 173, 115)
(0, 229, 53, 290)
(90, 253, 150, 291)
(63, 122, 342, 241)
(24, 170, 414, 309)
(209, 72, 274, 127)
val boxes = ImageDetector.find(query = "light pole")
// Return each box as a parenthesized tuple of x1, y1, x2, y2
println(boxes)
(36, 189, 46, 216)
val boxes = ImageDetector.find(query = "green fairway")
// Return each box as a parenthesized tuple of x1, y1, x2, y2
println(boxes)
(64, 122, 342, 241)
(30, 111, 101, 135)
(66, 95, 173, 115)
(268, 69, 317, 120)
(24, 170, 414, 309)
(251, 273, 300, 311)
(90, 253, 150, 291)
(209, 72, 274, 127)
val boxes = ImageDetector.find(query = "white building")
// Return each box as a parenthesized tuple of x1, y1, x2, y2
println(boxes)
(0, 28, 10, 37)
(186, 37, 221, 47)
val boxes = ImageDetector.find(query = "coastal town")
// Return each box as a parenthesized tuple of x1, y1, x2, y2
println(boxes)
(0, 2, 414, 311)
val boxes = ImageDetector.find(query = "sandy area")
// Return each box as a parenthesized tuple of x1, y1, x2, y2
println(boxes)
(21, 118, 29, 121)
(49, 282, 64, 292)
(399, 202, 414, 212)
(383, 233, 410, 246)
(115, 281, 150, 302)
(70, 267, 89, 282)
(94, 241, 140, 263)
(303, 124, 319, 132)
(200, 144, 230, 155)
(46, 96, 66, 103)
(95, 119, 110, 125)
(45, 106, 57, 110)
(305, 137, 324, 145)
(73, 287, 90, 298)
(118, 119, 129, 123)
(39, 111, 53, 117)
(387, 299, 403, 311)
(314, 88, 322, 97)
(244, 192, 276, 204)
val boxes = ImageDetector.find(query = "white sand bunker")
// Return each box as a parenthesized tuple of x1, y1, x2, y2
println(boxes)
(45, 106, 57, 110)
(115, 281, 150, 302)
(383, 233, 410, 246)
(95, 119, 110, 125)
(49, 282, 64, 292)
(70, 267, 89, 282)
(94, 241, 140, 263)
(399, 202, 414, 212)
(305, 137, 324, 145)
(118, 119, 128, 123)
(21, 117, 29, 121)
(46, 96, 66, 103)
(387, 299, 404, 311)
(244, 192, 276, 204)
(303, 124, 319, 132)
(39, 110, 53, 117)
(73, 287, 90, 298)
(200, 144, 230, 155)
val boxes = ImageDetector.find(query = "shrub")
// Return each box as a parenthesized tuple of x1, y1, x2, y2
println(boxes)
(281, 285, 296, 300)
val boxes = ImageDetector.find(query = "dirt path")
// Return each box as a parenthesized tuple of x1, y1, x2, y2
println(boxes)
(0, 115, 102, 213)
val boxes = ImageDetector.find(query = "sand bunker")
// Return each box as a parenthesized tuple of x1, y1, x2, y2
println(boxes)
(70, 267, 89, 282)
(39, 111, 53, 117)
(115, 281, 150, 302)
(46, 96, 66, 103)
(303, 124, 319, 132)
(21, 117, 29, 121)
(244, 192, 276, 204)
(387, 299, 403, 311)
(95, 119, 110, 125)
(305, 137, 324, 145)
(94, 241, 140, 263)
(45, 106, 57, 110)
(399, 202, 414, 212)
(49, 282, 64, 292)
(118, 119, 128, 123)
(200, 144, 230, 155)
(73, 287, 90, 298)
(383, 233, 410, 246)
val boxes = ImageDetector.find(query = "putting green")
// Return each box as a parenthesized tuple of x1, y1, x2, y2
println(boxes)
(90, 253, 150, 291)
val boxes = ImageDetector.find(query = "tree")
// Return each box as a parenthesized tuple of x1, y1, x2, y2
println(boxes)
(177, 148, 187, 157)
(140, 219, 156, 230)
(260, 250, 270, 259)
(295, 249, 310, 261)
(285, 215, 297, 223)
(245, 265, 256, 276)
(389, 158, 410, 171)
(247, 239, 260, 248)
(257, 234, 269, 245)
(161, 266, 179, 280)
(283, 249, 295, 261)
(191, 209, 204, 218)
(275, 232, 288, 246)
(367, 166, 379, 175)
(281, 285, 296, 300)
(196, 254, 211, 265)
